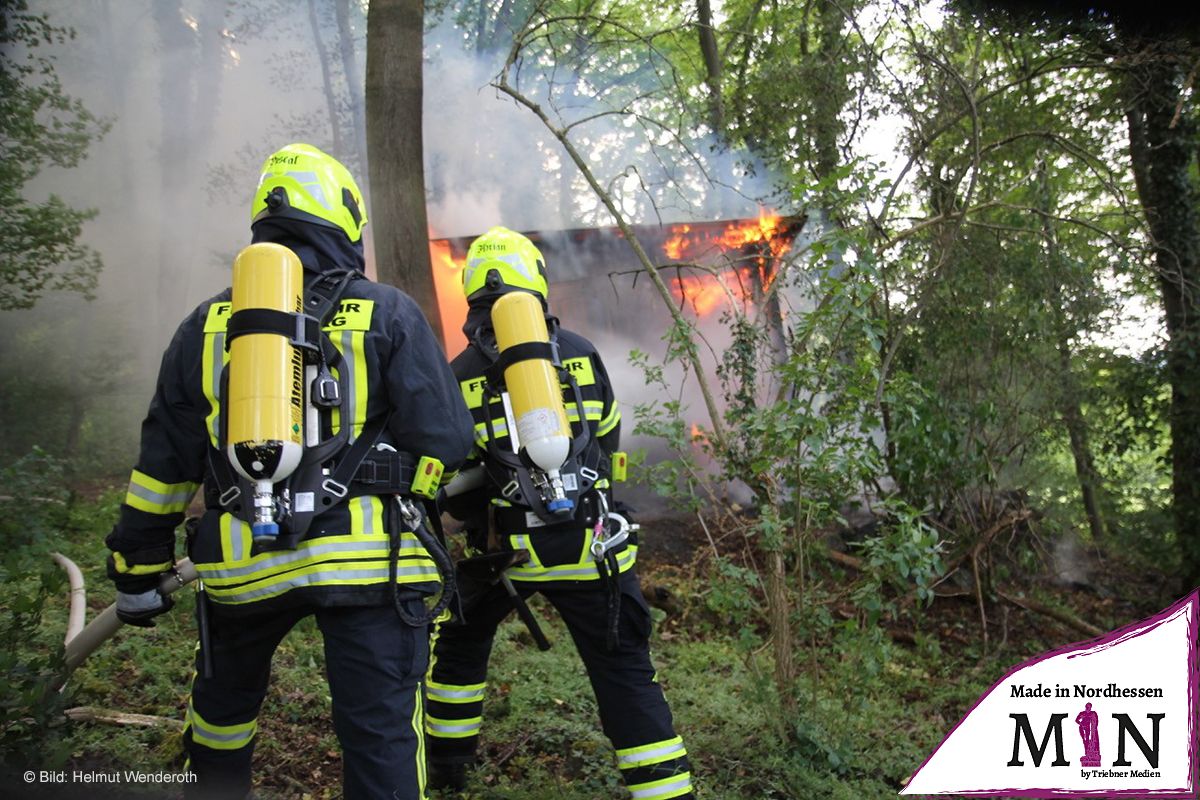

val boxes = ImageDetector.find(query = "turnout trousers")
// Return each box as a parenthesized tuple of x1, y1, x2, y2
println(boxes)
(183, 598, 430, 800)
(426, 572, 694, 799)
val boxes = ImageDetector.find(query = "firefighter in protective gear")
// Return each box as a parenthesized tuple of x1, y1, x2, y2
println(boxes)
(427, 227, 695, 799)
(105, 143, 475, 799)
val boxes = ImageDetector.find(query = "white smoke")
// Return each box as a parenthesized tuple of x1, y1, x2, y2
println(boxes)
(8, 0, 797, 498)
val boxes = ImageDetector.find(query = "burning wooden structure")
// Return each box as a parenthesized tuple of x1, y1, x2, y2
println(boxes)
(429, 213, 807, 355)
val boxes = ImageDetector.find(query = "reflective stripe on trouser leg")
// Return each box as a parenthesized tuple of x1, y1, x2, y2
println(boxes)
(544, 573, 694, 798)
(317, 601, 430, 800)
(183, 603, 302, 799)
(426, 580, 516, 762)
(618, 736, 693, 799)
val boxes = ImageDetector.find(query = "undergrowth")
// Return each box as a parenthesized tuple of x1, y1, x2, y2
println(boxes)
(0, 474, 1155, 799)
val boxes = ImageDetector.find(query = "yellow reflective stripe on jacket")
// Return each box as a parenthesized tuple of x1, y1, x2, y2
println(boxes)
(505, 542, 638, 582)
(186, 701, 256, 751)
(597, 404, 621, 437)
(348, 495, 383, 536)
(200, 536, 428, 584)
(628, 772, 693, 800)
(425, 714, 483, 738)
(201, 327, 229, 448)
(330, 329, 368, 440)
(125, 470, 198, 515)
(425, 680, 486, 704)
(220, 515, 251, 563)
(198, 504, 437, 605)
(473, 418, 509, 447)
(617, 736, 687, 768)
(565, 400, 605, 423)
(111, 552, 173, 575)
(201, 560, 438, 605)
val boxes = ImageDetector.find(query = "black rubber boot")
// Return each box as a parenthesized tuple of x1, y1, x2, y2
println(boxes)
(427, 760, 470, 793)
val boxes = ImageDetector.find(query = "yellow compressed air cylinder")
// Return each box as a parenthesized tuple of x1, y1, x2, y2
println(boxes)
(491, 292, 573, 512)
(226, 242, 305, 539)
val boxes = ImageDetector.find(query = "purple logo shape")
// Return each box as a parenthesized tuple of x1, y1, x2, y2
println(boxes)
(1075, 702, 1101, 767)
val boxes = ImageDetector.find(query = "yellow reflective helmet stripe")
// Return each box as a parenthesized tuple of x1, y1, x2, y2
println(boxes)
(125, 470, 198, 515)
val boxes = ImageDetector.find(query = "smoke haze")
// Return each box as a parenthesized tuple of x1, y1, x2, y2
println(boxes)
(5, 0, 793, 490)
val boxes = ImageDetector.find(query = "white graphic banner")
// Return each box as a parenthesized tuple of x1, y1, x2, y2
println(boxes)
(902, 591, 1197, 797)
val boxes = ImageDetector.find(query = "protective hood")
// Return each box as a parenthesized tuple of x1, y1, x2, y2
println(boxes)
(250, 217, 365, 274)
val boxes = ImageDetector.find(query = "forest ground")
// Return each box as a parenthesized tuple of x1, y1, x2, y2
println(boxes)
(0, 487, 1176, 800)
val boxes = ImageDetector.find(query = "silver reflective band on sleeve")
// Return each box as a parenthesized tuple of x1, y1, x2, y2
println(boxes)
(126, 482, 194, 510)
(116, 589, 163, 614)
(617, 739, 687, 768)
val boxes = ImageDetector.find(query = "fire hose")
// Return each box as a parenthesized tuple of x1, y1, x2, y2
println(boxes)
(53, 554, 198, 678)
(52, 468, 490, 680)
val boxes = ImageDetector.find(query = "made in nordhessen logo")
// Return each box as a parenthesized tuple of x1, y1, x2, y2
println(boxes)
(901, 591, 1198, 797)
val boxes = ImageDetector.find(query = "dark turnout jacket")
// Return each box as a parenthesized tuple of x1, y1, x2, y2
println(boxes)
(448, 309, 632, 585)
(106, 222, 475, 611)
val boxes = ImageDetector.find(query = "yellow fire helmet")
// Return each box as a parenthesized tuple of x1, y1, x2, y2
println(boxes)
(462, 226, 548, 304)
(251, 143, 367, 242)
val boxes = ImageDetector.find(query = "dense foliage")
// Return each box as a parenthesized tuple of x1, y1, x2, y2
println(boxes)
(0, 0, 1195, 796)
(0, 0, 107, 310)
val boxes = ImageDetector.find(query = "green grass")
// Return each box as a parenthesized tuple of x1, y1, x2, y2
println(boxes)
(1, 487, 1080, 799)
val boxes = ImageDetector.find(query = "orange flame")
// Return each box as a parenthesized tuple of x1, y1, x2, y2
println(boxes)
(664, 212, 792, 317)
(429, 240, 469, 356)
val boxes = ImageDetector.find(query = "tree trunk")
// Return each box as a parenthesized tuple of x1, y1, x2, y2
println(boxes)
(696, 0, 725, 136)
(1052, 346, 1105, 540)
(1122, 37, 1200, 589)
(153, 0, 198, 335)
(365, 0, 442, 345)
(1034, 161, 1108, 545)
(810, 0, 846, 183)
(334, 0, 368, 171)
(308, 0, 344, 155)
(765, 547, 795, 707)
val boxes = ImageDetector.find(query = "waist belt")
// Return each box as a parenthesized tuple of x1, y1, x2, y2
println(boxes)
(204, 451, 419, 510)
(350, 450, 418, 495)
(493, 491, 600, 536)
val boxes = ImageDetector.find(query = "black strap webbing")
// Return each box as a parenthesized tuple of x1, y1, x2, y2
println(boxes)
(484, 340, 559, 387)
(225, 308, 321, 352)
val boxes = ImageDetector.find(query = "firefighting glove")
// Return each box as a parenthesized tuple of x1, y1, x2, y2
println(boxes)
(115, 589, 175, 627)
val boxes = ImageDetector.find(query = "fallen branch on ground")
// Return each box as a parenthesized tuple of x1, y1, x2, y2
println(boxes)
(995, 588, 1104, 638)
(65, 706, 184, 730)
